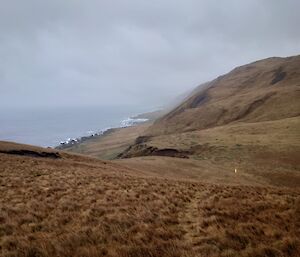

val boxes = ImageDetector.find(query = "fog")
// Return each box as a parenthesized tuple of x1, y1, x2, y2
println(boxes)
(1, 0, 299, 109)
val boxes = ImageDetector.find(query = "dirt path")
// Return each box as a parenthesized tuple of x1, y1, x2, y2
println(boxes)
(178, 187, 212, 253)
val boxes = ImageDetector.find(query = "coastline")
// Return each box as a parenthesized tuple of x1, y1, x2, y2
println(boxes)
(56, 109, 165, 150)
(56, 116, 149, 150)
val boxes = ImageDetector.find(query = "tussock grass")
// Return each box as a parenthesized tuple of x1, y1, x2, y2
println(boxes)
(0, 152, 299, 257)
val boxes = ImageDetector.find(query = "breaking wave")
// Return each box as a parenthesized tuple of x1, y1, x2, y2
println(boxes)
(59, 116, 148, 146)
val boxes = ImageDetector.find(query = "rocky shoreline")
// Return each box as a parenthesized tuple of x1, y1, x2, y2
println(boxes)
(56, 117, 149, 150)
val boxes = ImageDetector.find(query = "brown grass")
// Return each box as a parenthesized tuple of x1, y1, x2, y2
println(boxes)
(0, 147, 299, 257)
(149, 55, 300, 135)
(119, 117, 300, 188)
(1, 55, 300, 257)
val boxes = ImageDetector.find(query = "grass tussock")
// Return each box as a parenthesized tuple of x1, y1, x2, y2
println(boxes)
(0, 153, 299, 257)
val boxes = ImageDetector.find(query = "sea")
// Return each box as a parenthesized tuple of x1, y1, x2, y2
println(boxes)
(0, 106, 150, 147)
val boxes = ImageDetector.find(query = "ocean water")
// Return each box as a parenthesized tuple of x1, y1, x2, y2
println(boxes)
(0, 106, 148, 147)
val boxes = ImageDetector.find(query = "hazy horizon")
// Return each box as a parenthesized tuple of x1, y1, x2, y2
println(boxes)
(0, 105, 151, 146)
(1, 0, 300, 109)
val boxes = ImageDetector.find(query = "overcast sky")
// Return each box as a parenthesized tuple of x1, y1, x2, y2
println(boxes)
(1, 0, 300, 109)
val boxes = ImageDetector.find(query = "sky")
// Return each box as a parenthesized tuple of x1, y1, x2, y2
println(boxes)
(0, 0, 300, 109)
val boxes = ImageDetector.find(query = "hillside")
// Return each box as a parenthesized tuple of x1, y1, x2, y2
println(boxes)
(148, 55, 300, 135)
(117, 55, 300, 187)
(1, 55, 300, 257)
(119, 116, 300, 187)
(62, 56, 300, 162)
(1, 141, 300, 257)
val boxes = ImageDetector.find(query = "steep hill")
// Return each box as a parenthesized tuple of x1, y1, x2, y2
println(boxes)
(118, 55, 300, 187)
(148, 55, 300, 135)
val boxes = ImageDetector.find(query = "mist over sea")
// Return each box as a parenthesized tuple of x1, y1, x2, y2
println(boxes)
(0, 106, 150, 147)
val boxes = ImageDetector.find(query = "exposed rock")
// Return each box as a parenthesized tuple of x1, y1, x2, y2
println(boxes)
(0, 149, 61, 159)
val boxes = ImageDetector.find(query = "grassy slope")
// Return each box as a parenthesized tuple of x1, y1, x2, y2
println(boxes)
(118, 56, 300, 188)
(63, 56, 300, 165)
(1, 142, 300, 257)
(1, 55, 300, 257)
(149, 56, 300, 135)
(118, 117, 300, 188)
